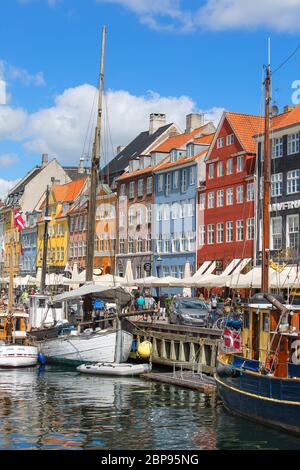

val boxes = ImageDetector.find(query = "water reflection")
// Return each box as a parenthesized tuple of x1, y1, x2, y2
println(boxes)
(0, 367, 299, 449)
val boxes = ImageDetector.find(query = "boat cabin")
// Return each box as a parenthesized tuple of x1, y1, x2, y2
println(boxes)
(0, 312, 30, 343)
(241, 296, 300, 378)
(29, 295, 65, 329)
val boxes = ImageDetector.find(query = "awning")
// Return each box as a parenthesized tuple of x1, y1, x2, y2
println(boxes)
(53, 284, 132, 306)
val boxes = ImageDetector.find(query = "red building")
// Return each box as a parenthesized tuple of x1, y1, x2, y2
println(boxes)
(197, 112, 264, 273)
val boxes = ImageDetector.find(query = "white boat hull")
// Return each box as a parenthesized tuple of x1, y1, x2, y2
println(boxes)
(0, 345, 38, 368)
(38, 329, 133, 366)
(77, 362, 151, 376)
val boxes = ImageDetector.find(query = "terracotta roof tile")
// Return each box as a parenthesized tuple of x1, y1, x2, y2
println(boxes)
(53, 178, 86, 203)
(226, 112, 264, 153)
(155, 148, 208, 171)
(271, 103, 300, 130)
(193, 133, 215, 145)
(153, 125, 210, 153)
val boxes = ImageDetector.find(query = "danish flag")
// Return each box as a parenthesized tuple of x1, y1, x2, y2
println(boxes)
(224, 328, 242, 351)
(14, 208, 25, 232)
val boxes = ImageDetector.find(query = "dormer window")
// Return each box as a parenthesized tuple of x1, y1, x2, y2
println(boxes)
(170, 150, 177, 163)
(187, 144, 194, 158)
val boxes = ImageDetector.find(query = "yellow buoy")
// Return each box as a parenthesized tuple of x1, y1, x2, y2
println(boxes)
(137, 341, 152, 359)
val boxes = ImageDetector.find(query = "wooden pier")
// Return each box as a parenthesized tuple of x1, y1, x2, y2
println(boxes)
(131, 320, 222, 375)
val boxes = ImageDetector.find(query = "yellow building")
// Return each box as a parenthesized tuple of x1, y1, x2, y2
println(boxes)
(37, 178, 87, 273)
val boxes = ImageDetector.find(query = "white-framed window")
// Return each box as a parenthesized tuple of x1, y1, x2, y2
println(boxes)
(271, 217, 282, 250)
(157, 206, 162, 221)
(120, 184, 126, 196)
(199, 193, 205, 210)
(146, 204, 152, 224)
(226, 221, 233, 242)
(163, 204, 170, 221)
(83, 240, 87, 256)
(226, 188, 233, 205)
(236, 220, 244, 241)
(271, 173, 283, 197)
(173, 171, 179, 189)
(70, 243, 74, 258)
(217, 223, 223, 243)
(227, 158, 233, 175)
(78, 241, 83, 257)
(199, 225, 205, 246)
(128, 207, 135, 226)
(208, 163, 214, 179)
(119, 238, 125, 254)
(119, 210, 125, 227)
(226, 134, 234, 145)
(137, 236, 143, 253)
(236, 185, 244, 204)
(190, 167, 196, 185)
(217, 137, 224, 148)
(247, 182, 254, 201)
(287, 169, 300, 195)
(170, 149, 177, 163)
(166, 173, 171, 194)
(182, 169, 187, 192)
(208, 191, 215, 209)
(158, 174, 164, 192)
(146, 176, 152, 194)
(171, 265, 177, 278)
(217, 161, 223, 177)
(157, 234, 163, 253)
(272, 137, 283, 158)
(128, 236, 134, 253)
(138, 179, 143, 197)
(171, 203, 178, 220)
(146, 234, 151, 252)
(217, 189, 224, 207)
(129, 181, 135, 199)
(178, 265, 184, 279)
(162, 266, 170, 277)
(136, 265, 142, 279)
(74, 242, 78, 258)
(287, 215, 299, 250)
(136, 207, 143, 225)
(208, 224, 214, 244)
(164, 235, 171, 253)
(237, 155, 244, 172)
(287, 133, 299, 155)
(247, 218, 255, 240)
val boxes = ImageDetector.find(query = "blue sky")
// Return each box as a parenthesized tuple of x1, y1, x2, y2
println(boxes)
(1, 0, 300, 196)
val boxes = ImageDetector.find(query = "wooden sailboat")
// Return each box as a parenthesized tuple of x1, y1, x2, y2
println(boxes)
(215, 62, 300, 435)
(0, 208, 38, 368)
(29, 26, 134, 366)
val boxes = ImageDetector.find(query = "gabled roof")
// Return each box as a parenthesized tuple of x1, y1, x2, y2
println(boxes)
(101, 123, 175, 179)
(6, 167, 41, 206)
(226, 112, 264, 153)
(52, 178, 87, 204)
(271, 103, 300, 131)
(193, 133, 215, 145)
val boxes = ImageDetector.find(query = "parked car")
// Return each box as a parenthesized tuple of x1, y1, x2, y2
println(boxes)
(168, 297, 209, 327)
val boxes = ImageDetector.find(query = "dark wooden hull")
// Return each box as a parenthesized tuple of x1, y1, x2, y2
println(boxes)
(216, 359, 300, 435)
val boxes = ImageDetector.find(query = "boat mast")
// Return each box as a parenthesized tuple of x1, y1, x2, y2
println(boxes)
(40, 185, 50, 295)
(86, 26, 106, 283)
(262, 63, 271, 292)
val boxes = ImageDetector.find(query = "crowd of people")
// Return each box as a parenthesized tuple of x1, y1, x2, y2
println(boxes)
(132, 292, 168, 321)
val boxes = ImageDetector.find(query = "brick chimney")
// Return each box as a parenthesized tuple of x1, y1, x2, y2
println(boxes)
(186, 113, 204, 133)
(41, 153, 49, 167)
(149, 113, 166, 135)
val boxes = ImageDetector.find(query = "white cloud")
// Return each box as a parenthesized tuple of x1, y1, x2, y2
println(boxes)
(0, 60, 46, 87)
(0, 154, 20, 168)
(0, 179, 20, 200)
(97, 0, 300, 33)
(0, 83, 224, 166)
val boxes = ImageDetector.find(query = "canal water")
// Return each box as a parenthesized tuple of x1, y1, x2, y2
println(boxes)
(0, 366, 299, 450)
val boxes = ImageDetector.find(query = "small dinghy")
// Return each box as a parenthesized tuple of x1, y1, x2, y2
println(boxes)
(77, 362, 151, 376)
